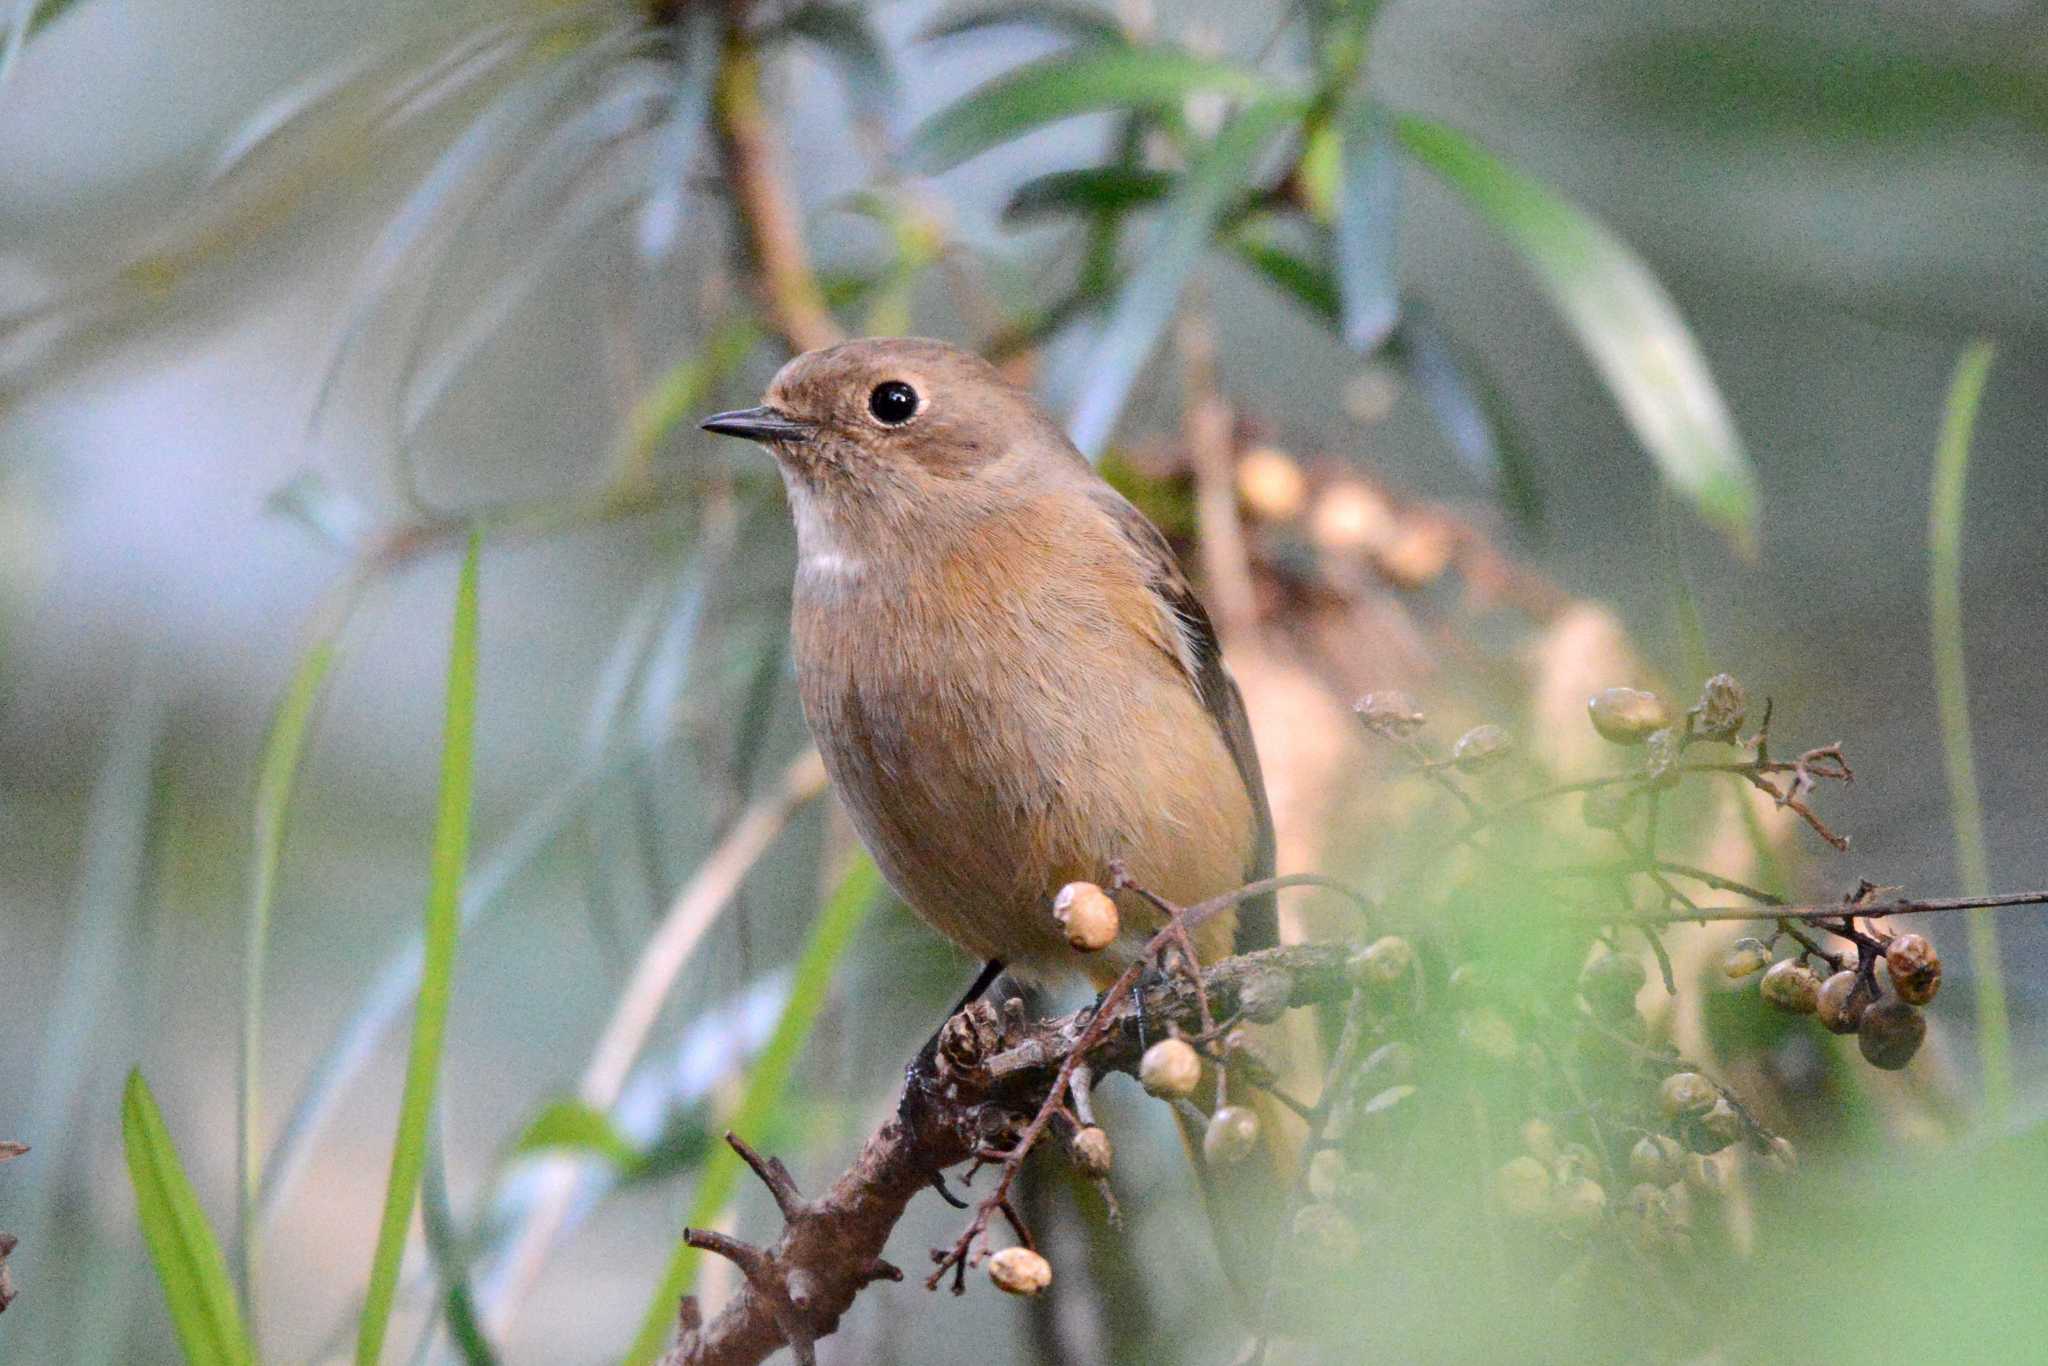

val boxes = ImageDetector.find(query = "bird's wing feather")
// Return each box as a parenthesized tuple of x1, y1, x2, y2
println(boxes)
(1089, 487, 1278, 954)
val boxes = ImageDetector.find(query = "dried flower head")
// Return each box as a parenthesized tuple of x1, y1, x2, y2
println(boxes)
(1885, 933, 1942, 1006)
(1690, 673, 1748, 741)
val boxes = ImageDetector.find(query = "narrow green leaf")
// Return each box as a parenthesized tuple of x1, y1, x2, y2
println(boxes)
(1002, 166, 1174, 225)
(508, 1101, 642, 1174)
(239, 594, 355, 1314)
(1397, 310, 1542, 529)
(421, 1108, 500, 1366)
(921, 1, 1125, 48)
(621, 857, 884, 1366)
(1928, 339, 2010, 1125)
(1230, 230, 1339, 323)
(1334, 104, 1401, 353)
(626, 317, 761, 471)
(1392, 113, 1757, 552)
(911, 46, 1275, 173)
(768, 3, 896, 117)
(123, 1070, 256, 1366)
(1067, 98, 1303, 457)
(356, 530, 483, 1366)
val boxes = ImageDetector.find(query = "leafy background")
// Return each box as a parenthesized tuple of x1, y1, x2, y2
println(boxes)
(0, 0, 2044, 1361)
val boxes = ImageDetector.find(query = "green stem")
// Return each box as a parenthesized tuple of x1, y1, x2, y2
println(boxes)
(237, 575, 363, 1327)
(1928, 339, 2008, 1125)
(356, 530, 483, 1365)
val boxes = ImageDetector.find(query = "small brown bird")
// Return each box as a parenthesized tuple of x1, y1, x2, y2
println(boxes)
(703, 336, 1284, 1307)
(701, 337, 1275, 995)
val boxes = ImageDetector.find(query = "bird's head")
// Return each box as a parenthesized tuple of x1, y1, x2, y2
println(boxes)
(700, 337, 1072, 495)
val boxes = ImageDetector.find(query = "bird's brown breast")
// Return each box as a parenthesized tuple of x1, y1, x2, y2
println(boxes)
(791, 491, 1256, 983)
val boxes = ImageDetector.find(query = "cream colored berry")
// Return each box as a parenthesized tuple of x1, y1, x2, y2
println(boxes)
(1202, 1105, 1262, 1166)
(1139, 1038, 1202, 1100)
(1236, 447, 1309, 522)
(1657, 1071, 1716, 1119)
(1496, 1155, 1552, 1217)
(987, 1246, 1051, 1296)
(1349, 935, 1415, 988)
(1052, 881, 1119, 953)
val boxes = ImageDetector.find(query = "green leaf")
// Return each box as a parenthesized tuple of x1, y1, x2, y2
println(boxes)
(420, 1108, 500, 1366)
(1334, 105, 1401, 353)
(1067, 97, 1303, 457)
(356, 530, 483, 1366)
(0, 0, 87, 93)
(1002, 166, 1174, 225)
(626, 317, 761, 472)
(1396, 310, 1542, 530)
(921, 1, 1125, 48)
(620, 857, 884, 1366)
(508, 1100, 643, 1175)
(767, 3, 897, 117)
(123, 1070, 256, 1366)
(1928, 339, 2009, 1125)
(239, 593, 356, 1310)
(1392, 114, 1757, 552)
(1230, 230, 1340, 323)
(911, 46, 1275, 173)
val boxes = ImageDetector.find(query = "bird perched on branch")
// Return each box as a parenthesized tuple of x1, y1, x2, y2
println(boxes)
(702, 336, 1283, 1301)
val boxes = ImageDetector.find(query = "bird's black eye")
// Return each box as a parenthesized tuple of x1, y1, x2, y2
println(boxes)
(867, 380, 920, 426)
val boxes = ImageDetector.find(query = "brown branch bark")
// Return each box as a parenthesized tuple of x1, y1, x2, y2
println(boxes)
(712, 3, 844, 356)
(660, 943, 1351, 1366)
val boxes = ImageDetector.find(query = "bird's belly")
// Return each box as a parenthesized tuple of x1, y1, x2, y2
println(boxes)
(796, 605, 1253, 984)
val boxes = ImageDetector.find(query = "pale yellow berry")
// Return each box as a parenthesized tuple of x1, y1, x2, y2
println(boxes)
(987, 1246, 1051, 1296)
(1721, 937, 1773, 979)
(1701, 1098, 1743, 1147)
(1629, 1134, 1682, 1185)
(1138, 1038, 1202, 1100)
(1349, 935, 1415, 988)
(1451, 724, 1512, 772)
(1459, 1008, 1517, 1062)
(1657, 1072, 1716, 1119)
(1684, 1152, 1728, 1198)
(1496, 1155, 1552, 1217)
(1310, 479, 1396, 554)
(1306, 1147, 1347, 1202)
(1236, 447, 1309, 522)
(1292, 1202, 1362, 1263)
(1760, 959, 1821, 1014)
(1202, 1106, 1262, 1166)
(1587, 687, 1671, 745)
(1052, 881, 1119, 953)
(1520, 1117, 1559, 1163)
(1555, 1177, 1608, 1228)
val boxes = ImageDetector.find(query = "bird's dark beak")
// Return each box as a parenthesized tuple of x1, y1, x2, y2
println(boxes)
(699, 405, 815, 444)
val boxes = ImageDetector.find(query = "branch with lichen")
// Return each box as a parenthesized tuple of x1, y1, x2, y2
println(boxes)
(660, 940, 1353, 1366)
(650, 666, 2048, 1366)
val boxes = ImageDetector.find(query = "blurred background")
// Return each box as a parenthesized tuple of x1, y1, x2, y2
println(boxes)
(0, 0, 2043, 1361)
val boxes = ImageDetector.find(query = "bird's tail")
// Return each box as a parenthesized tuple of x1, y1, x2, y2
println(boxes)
(1170, 1028, 1303, 1322)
